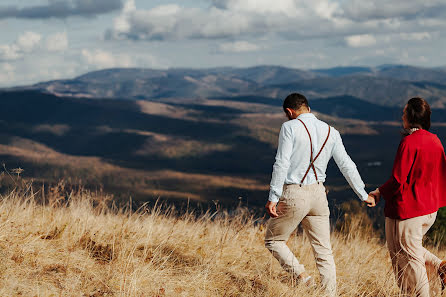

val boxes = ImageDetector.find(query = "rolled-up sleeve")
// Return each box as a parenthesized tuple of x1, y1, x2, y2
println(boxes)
(269, 123, 293, 202)
(332, 130, 369, 201)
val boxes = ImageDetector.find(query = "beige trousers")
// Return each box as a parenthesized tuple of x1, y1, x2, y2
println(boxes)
(265, 183, 336, 296)
(386, 212, 442, 297)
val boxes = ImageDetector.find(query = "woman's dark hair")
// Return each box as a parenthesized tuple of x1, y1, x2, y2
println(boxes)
(283, 93, 309, 112)
(405, 97, 431, 130)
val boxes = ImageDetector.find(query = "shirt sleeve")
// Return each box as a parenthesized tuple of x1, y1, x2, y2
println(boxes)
(268, 123, 294, 202)
(379, 139, 414, 200)
(332, 130, 369, 201)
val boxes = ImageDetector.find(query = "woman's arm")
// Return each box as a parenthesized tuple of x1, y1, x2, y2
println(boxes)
(379, 138, 415, 200)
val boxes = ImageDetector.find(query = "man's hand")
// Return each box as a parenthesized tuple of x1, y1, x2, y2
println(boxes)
(265, 201, 279, 218)
(364, 195, 376, 207)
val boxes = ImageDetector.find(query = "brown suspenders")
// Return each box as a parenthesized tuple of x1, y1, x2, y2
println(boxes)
(297, 119, 331, 185)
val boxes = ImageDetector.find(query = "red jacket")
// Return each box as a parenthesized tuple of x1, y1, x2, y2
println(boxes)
(379, 129, 446, 220)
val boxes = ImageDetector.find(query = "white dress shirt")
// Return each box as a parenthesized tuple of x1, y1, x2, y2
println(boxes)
(269, 113, 369, 202)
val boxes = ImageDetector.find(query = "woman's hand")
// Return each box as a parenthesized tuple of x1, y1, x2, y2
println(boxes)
(369, 188, 381, 205)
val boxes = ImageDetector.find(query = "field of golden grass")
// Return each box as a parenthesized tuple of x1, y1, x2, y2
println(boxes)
(1, 185, 446, 296)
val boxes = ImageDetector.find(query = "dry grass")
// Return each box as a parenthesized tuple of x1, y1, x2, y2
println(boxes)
(0, 186, 445, 296)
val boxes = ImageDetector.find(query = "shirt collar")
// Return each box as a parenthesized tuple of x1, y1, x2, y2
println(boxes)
(297, 113, 316, 120)
(409, 128, 420, 135)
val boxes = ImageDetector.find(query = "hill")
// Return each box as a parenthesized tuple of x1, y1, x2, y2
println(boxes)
(2, 90, 403, 208)
(1, 186, 445, 296)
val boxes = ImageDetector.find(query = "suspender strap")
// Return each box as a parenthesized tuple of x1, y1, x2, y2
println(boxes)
(298, 119, 331, 185)
(298, 119, 317, 181)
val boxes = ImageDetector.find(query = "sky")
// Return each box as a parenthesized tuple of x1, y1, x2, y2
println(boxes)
(1, 0, 446, 87)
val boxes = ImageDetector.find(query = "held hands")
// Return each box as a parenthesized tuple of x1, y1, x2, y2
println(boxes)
(364, 195, 376, 207)
(265, 201, 279, 218)
(365, 188, 381, 208)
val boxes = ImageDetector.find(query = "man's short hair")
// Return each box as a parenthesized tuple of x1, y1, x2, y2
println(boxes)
(283, 93, 309, 112)
(406, 97, 431, 130)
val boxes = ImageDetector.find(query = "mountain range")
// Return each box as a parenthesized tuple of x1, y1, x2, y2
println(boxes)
(9, 64, 446, 109)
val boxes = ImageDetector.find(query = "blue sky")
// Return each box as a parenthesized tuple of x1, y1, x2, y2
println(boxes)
(1, 0, 446, 87)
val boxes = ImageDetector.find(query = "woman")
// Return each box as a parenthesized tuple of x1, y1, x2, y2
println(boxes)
(370, 97, 446, 296)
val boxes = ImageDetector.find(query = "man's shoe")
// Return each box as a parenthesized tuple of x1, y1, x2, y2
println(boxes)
(438, 260, 446, 290)
(302, 276, 315, 288)
(296, 272, 315, 288)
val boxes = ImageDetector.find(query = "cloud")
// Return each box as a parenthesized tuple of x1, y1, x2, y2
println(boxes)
(80, 49, 165, 70)
(339, 0, 446, 21)
(0, 0, 123, 20)
(351, 31, 434, 48)
(345, 34, 377, 48)
(17, 31, 42, 52)
(211, 0, 301, 17)
(46, 32, 69, 52)
(0, 44, 21, 61)
(81, 49, 131, 69)
(113, 0, 136, 33)
(0, 63, 15, 85)
(0, 31, 42, 61)
(0, 31, 69, 61)
(399, 32, 431, 41)
(106, 0, 446, 50)
(217, 41, 261, 53)
(108, 3, 262, 41)
(107, 0, 341, 41)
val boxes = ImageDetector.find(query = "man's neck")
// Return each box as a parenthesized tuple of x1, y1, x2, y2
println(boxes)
(294, 110, 311, 119)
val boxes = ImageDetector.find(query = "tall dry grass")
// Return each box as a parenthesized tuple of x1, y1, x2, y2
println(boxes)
(0, 184, 445, 296)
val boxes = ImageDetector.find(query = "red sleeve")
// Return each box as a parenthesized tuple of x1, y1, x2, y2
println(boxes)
(379, 138, 415, 200)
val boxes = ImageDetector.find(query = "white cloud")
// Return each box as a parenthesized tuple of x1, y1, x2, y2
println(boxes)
(212, 0, 302, 17)
(81, 49, 132, 69)
(108, 0, 345, 41)
(313, 1, 340, 19)
(1, 62, 14, 72)
(16, 31, 41, 52)
(109, 4, 257, 40)
(340, 0, 446, 21)
(345, 34, 377, 47)
(376, 31, 433, 45)
(113, 0, 136, 33)
(399, 32, 431, 41)
(0, 31, 42, 61)
(0, 31, 70, 63)
(218, 41, 261, 53)
(0, 63, 15, 86)
(106, 0, 446, 50)
(212, 0, 339, 19)
(46, 32, 69, 52)
(81, 49, 165, 70)
(0, 44, 21, 60)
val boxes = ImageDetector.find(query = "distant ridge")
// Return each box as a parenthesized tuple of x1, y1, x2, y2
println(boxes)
(3, 64, 446, 107)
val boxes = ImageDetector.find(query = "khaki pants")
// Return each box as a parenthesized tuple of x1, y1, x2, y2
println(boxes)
(265, 183, 336, 296)
(386, 212, 442, 297)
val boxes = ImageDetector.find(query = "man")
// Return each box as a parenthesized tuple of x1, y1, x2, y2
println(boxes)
(264, 93, 375, 296)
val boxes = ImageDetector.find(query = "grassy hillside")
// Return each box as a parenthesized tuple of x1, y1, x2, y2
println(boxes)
(1, 183, 446, 296)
